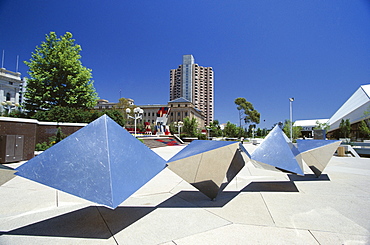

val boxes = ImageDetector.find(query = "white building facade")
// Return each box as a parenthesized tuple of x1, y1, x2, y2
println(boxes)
(295, 84, 370, 140)
(0, 68, 24, 114)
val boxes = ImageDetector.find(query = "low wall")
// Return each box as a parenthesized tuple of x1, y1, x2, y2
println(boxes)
(0, 118, 37, 160)
(0, 117, 86, 161)
(37, 121, 87, 144)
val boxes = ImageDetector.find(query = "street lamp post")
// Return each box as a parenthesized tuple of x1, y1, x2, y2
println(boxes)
(126, 107, 144, 137)
(206, 126, 211, 140)
(174, 121, 183, 136)
(1, 101, 20, 115)
(250, 125, 256, 139)
(289, 98, 294, 142)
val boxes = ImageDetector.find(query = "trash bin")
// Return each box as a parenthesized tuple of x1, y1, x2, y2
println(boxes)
(337, 146, 345, 157)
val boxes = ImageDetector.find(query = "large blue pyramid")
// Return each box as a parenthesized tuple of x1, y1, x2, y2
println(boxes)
(15, 115, 166, 209)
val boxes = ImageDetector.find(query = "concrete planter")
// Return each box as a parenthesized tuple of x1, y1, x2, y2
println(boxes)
(182, 137, 198, 142)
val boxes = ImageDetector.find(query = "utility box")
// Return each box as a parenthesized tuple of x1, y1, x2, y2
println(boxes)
(0, 135, 24, 163)
(314, 130, 326, 140)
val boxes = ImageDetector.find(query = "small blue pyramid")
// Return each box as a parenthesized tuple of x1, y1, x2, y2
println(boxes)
(167, 140, 246, 199)
(296, 139, 340, 153)
(251, 125, 304, 175)
(296, 139, 341, 176)
(168, 140, 238, 163)
(15, 115, 166, 209)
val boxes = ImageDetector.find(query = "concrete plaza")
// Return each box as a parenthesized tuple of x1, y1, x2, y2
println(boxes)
(0, 143, 369, 244)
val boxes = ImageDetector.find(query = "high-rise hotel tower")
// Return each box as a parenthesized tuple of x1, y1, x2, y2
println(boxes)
(169, 55, 214, 125)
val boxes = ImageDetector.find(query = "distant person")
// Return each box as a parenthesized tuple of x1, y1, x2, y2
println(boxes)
(240, 137, 244, 144)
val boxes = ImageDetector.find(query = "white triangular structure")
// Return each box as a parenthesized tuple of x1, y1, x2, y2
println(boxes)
(328, 84, 370, 131)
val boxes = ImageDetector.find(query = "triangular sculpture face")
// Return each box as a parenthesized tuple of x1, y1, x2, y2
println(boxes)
(250, 125, 304, 175)
(0, 164, 16, 186)
(167, 140, 246, 200)
(15, 115, 167, 209)
(297, 139, 341, 177)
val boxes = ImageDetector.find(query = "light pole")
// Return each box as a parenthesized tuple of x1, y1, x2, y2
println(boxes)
(174, 121, 183, 136)
(206, 125, 211, 140)
(289, 98, 294, 142)
(126, 107, 144, 137)
(1, 101, 20, 115)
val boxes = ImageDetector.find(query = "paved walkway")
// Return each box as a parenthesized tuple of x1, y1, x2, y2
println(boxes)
(0, 143, 369, 244)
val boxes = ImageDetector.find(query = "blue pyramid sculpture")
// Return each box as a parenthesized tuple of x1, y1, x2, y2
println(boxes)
(297, 139, 341, 176)
(15, 115, 167, 209)
(297, 139, 340, 153)
(167, 140, 246, 199)
(168, 140, 239, 162)
(250, 125, 304, 175)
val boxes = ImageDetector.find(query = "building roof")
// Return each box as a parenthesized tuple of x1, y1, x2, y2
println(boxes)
(0, 68, 22, 82)
(168, 97, 191, 103)
(294, 119, 329, 127)
(327, 84, 370, 131)
(139, 104, 168, 109)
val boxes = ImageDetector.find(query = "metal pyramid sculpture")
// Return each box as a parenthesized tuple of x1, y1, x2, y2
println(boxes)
(239, 143, 252, 163)
(0, 164, 16, 186)
(15, 115, 167, 209)
(297, 139, 341, 176)
(250, 125, 304, 175)
(167, 140, 246, 200)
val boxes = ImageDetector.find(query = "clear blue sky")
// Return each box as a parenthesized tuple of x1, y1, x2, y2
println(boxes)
(1, 0, 369, 129)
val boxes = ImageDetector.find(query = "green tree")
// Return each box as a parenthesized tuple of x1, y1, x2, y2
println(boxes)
(238, 126, 248, 138)
(234, 97, 260, 126)
(359, 120, 370, 139)
(224, 122, 239, 138)
(208, 120, 223, 137)
(339, 119, 351, 138)
(114, 97, 135, 122)
(114, 97, 133, 109)
(103, 109, 126, 127)
(283, 119, 302, 141)
(256, 128, 262, 137)
(313, 120, 330, 131)
(182, 117, 198, 137)
(32, 106, 125, 126)
(32, 106, 95, 123)
(24, 32, 98, 115)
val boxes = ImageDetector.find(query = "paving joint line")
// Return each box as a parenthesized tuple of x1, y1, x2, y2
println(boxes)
(308, 229, 321, 244)
(261, 193, 276, 225)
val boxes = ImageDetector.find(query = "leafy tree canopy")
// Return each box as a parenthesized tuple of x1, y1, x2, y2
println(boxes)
(313, 120, 330, 131)
(223, 122, 237, 138)
(339, 119, 351, 138)
(115, 97, 134, 109)
(234, 97, 260, 125)
(32, 106, 125, 126)
(24, 32, 98, 114)
(182, 117, 198, 137)
(207, 120, 223, 137)
(359, 120, 370, 139)
(283, 119, 302, 140)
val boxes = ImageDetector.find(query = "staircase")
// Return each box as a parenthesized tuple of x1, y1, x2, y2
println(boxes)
(142, 137, 184, 148)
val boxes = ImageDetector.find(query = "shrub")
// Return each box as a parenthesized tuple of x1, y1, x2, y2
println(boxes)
(197, 133, 207, 140)
(34, 127, 68, 151)
(35, 142, 52, 151)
